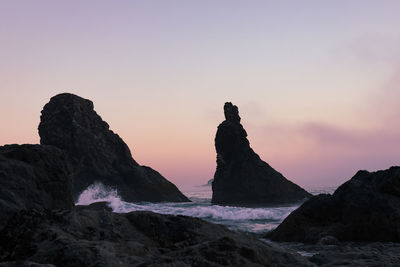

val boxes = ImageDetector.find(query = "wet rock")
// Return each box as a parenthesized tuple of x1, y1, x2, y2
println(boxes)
(0, 262, 56, 267)
(309, 242, 400, 266)
(212, 102, 311, 206)
(268, 167, 400, 243)
(317, 236, 340, 246)
(39, 93, 189, 203)
(277, 241, 400, 266)
(0, 144, 73, 230)
(0, 208, 313, 267)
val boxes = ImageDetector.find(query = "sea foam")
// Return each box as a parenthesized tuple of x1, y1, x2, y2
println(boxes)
(76, 182, 125, 211)
(76, 182, 299, 233)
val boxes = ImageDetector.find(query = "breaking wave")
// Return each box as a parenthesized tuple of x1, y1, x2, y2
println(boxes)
(76, 183, 300, 233)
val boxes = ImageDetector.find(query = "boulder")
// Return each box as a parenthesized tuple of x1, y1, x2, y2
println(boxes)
(0, 144, 73, 230)
(38, 93, 189, 203)
(0, 207, 312, 267)
(268, 166, 400, 243)
(212, 102, 311, 206)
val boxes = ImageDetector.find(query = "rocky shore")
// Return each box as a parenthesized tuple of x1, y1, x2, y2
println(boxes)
(271, 240, 400, 266)
(0, 94, 311, 266)
(0, 95, 399, 266)
(267, 167, 400, 243)
(0, 203, 312, 267)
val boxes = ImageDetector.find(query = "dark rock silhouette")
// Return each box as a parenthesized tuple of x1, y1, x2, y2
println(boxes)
(38, 93, 189, 203)
(279, 241, 400, 266)
(0, 207, 312, 266)
(212, 102, 311, 206)
(202, 178, 214, 187)
(268, 166, 400, 243)
(0, 144, 73, 229)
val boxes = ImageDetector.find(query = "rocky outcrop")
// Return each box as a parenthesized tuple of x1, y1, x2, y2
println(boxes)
(309, 242, 400, 266)
(0, 205, 312, 267)
(212, 102, 311, 206)
(0, 144, 73, 230)
(268, 166, 400, 243)
(278, 241, 400, 266)
(38, 93, 189, 203)
(202, 178, 214, 187)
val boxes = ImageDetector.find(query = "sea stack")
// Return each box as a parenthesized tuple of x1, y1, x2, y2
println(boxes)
(212, 102, 311, 206)
(38, 93, 189, 203)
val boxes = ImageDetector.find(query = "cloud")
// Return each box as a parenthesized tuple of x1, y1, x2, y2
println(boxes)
(301, 121, 400, 149)
(350, 33, 400, 64)
(301, 122, 359, 146)
(252, 119, 400, 187)
(247, 67, 400, 187)
(370, 65, 400, 123)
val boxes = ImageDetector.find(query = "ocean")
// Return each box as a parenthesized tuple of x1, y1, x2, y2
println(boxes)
(76, 183, 336, 235)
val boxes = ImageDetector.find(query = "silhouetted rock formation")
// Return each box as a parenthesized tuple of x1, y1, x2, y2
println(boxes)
(212, 102, 311, 206)
(0, 144, 73, 229)
(279, 241, 400, 266)
(268, 166, 400, 243)
(38, 93, 189, 202)
(0, 207, 312, 266)
(202, 178, 214, 187)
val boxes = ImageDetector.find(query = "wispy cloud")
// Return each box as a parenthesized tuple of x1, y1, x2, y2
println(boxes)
(350, 33, 400, 64)
(249, 63, 400, 187)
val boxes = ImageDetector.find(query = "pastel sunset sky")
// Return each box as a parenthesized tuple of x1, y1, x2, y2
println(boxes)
(1, 1, 400, 190)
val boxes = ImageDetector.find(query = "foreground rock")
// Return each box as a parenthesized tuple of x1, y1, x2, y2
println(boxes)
(268, 167, 400, 243)
(0, 144, 73, 230)
(0, 204, 312, 267)
(276, 241, 400, 266)
(309, 242, 400, 266)
(212, 102, 311, 206)
(39, 93, 189, 203)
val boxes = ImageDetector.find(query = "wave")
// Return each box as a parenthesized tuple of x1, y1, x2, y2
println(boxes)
(76, 183, 298, 223)
(123, 202, 295, 221)
(76, 183, 125, 211)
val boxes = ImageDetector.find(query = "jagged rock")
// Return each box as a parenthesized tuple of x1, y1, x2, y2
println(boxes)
(212, 102, 311, 206)
(0, 144, 73, 230)
(268, 166, 400, 243)
(202, 178, 214, 187)
(38, 93, 189, 203)
(0, 207, 313, 267)
(278, 241, 400, 266)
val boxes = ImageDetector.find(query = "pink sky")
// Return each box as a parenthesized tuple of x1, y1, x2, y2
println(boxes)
(1, 1, 400, 190)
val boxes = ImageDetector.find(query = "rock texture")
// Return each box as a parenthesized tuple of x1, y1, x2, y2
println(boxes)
(0, 203, 312, 267)
(212, 102, 311, 206)
(278, 241, 400, 266)
(0, 144, 73, 230)
(38, 93, 189, 203)
(309, 242, 400, 266)
(268, 166, 400, 243)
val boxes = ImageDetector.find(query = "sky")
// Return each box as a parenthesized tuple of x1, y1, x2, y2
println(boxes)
(1, 1, 400, 190)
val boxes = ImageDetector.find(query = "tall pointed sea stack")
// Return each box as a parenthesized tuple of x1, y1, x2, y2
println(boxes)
(38, 93, 189, 203)
(212, 102, 311, 206)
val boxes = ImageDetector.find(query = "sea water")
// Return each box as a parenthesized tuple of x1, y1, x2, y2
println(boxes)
(76, 183, 336, 234)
